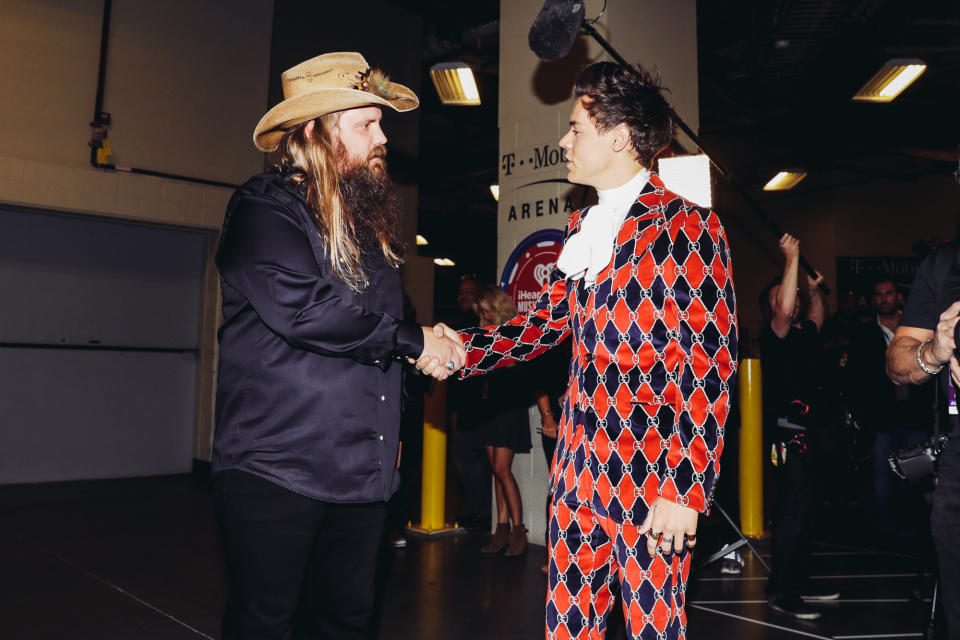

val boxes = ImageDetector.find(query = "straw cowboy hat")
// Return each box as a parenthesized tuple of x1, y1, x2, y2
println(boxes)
(253, 51, 419, 152)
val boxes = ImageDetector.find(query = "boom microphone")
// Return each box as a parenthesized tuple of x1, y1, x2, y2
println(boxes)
(528, 0, 585, 60)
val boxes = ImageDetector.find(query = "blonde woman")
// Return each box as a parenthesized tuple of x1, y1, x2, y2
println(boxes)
(471, 286, 533, 556)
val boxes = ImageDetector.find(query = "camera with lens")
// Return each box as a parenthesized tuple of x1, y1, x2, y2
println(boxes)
(889, 432, 953, 481)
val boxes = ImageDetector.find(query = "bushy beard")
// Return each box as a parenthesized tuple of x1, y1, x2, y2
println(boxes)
(338, 149, 405, 260)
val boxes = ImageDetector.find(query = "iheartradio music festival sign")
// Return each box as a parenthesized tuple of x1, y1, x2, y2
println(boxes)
(499, 228, 565, 313)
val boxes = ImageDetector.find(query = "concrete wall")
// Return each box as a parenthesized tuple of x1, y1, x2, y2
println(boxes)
(0, 0, 274, 478)
(0, 0, 273, 227)
(499, 0, 701, 543)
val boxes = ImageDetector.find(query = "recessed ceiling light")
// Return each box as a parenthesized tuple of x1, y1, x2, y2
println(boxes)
(763, 170, 807, 191)
(429, 62, 481, 106)
(853, 59, 926, 103)
(416, 234, 428, 246)
(433, 258, 456, 267)
(489, 185, 499, 201)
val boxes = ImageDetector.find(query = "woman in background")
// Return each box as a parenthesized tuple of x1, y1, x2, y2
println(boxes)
(472, 286, 532, 556)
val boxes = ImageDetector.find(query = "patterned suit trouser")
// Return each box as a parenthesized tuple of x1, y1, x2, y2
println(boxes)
(546, 499, 691, 640)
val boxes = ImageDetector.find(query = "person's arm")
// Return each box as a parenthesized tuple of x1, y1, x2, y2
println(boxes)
(887, 303, 960, 385)
(643, 208, 738, 556)
(770, 233, 800, 338)
(218, 196, 459, 368)
(535, 391, 559, 438)
(806, 270, 826, 331)
(887, 247, 960, 387)
(450, 214, 582, 379)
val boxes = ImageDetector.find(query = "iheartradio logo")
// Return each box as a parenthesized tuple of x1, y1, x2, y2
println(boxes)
(534, 262, 555, 287)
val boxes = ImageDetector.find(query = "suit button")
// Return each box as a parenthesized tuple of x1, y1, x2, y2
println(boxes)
(374, 359, 381, 365)
(380, 395, 386, 402)
(379, 434, 384, 441)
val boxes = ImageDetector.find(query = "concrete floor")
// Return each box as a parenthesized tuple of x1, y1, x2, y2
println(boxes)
(0, 474, 940, 639)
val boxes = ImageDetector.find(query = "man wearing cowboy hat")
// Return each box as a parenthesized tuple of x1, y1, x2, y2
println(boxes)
(212, 51, 464, 640)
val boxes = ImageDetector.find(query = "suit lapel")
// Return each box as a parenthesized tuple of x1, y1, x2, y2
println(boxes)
(611, 172, 669, 262)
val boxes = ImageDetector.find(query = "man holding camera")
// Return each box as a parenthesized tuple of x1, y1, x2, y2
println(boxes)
(888, 245, 960, 639)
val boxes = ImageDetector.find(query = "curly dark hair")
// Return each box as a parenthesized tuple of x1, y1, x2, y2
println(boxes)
(574, 62, 674, 167)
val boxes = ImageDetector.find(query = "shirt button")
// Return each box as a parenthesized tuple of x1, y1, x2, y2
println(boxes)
(380, 395, 386, 402)
(374, 359, 381, 364)
(379, 434, 384, 441)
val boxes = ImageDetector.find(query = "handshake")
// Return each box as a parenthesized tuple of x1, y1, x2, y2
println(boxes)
(409, 323, 467, 380)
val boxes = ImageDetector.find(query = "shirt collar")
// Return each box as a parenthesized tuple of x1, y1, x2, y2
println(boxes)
(596, 168, 651, 211)
(876, 315, 895, 346)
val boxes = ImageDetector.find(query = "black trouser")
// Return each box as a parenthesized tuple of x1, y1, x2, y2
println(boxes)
(213, 470, 388, 640)
(767, 434, 817, 599)
(932, 440, 960, 639)
(450, 427, 492, 521)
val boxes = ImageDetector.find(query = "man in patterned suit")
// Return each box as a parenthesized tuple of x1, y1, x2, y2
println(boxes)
(423, 62, 738, 639)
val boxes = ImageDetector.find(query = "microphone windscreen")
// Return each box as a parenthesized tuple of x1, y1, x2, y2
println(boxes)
(528, 0, 586, 60)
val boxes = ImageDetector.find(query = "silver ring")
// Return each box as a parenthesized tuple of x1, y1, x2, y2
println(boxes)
(446, 361, 456, 371)
(662, 536, 674, 544)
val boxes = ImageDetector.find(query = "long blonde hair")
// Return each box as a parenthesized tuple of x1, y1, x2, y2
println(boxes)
(473, 285, 518, 325)
(269, 114, 402, 291)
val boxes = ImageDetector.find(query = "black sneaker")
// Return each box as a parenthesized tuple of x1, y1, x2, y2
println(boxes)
(768, 595, 822, 620)
(800, 586, 839, 601)
(720, 550, 744, 575)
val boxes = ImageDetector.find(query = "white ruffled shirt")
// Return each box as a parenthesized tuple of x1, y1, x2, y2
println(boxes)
(556, 168, 650, 283)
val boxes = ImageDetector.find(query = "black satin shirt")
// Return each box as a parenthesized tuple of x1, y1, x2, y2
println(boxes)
(212, 173, 423, 503)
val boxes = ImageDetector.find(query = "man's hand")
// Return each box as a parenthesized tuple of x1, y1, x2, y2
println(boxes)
(930, 300, 960, 366)
(806, 270, 824, 291)
(779, 233, 800, 260)
(411, 323, 466, 380)
(640, 497, 699, 557)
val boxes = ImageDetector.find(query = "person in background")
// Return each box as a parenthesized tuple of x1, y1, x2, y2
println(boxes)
(455, 275, 480, 327)
(848, 277, 934, 540)
(758, 233, 838, 620)
(446, 275, 493, 532)
(471, 285, 533, 556)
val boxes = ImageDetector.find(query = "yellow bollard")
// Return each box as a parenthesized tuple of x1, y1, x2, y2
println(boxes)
(410, 380, 457, 533)
(738, 358, 765, 538)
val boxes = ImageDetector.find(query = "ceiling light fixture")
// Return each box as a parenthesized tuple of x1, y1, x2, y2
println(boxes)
(852, 59, 926, 103)
(429, 62, 481, 106)
(434, 258, 456, 267)
(416, 235, 428, 246)
(763, 170, 807, 191)
(489, 185, 500, 201)
(657, 154, 712, 207)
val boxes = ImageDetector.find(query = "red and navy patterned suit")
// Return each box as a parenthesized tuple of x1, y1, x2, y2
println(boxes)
(458, 173, 738, 640)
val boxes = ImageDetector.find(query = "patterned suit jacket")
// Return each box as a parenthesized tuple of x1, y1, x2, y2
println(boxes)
(459, 172, 738, 525)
